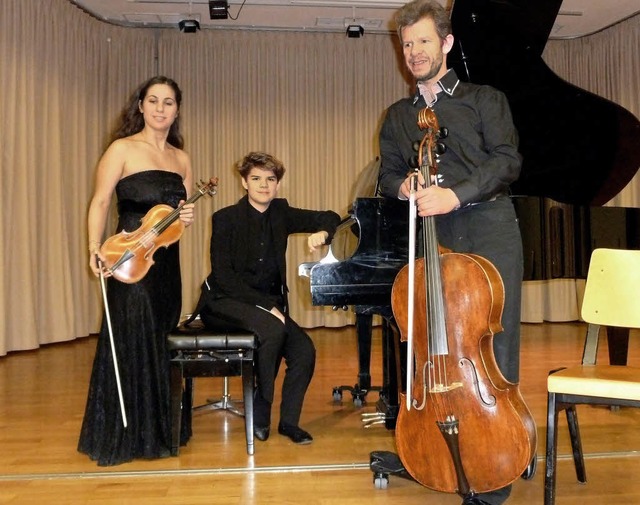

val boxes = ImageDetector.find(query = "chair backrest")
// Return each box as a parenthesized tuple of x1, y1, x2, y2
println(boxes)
(581, 248, 640, 329)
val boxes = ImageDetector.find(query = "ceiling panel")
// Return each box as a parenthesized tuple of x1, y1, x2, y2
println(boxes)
(69, 0, 639, 38)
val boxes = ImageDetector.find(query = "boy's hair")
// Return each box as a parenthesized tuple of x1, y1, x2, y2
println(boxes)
(237, 152, 286, 181)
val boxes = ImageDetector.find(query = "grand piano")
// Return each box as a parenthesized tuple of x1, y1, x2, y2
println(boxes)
(299, 196, 409, 418)
(301, 0, 640, 426)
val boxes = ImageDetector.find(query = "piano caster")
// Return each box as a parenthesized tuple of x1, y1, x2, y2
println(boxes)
(332, 385, 378, 407)
(332, 386, 365, 407)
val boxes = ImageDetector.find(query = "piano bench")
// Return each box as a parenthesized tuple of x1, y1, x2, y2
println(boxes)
(167, 321, 257, 456)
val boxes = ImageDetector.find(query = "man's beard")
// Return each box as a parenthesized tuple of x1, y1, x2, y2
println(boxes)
(414, 52, 444, 83)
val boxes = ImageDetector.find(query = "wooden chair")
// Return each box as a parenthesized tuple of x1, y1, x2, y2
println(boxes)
(544, 248, 640, 504)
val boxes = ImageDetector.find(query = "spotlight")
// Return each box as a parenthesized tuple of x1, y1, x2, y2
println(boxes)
(209, 0, 229, 20)
(178, 19, 200, 33)
(346, 25, 364, 38)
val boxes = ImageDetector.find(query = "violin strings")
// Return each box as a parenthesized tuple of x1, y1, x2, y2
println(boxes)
(115, 196, 193, 264)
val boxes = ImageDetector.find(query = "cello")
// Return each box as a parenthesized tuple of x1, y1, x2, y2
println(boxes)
(391, 108, 536, 496)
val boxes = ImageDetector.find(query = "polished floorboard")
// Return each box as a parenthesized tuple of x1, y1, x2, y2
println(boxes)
(0, 322, 638, 504)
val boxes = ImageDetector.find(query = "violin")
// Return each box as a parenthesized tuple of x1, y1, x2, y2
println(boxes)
(391, 108, 536, 496)
(100, 177, 218, 284)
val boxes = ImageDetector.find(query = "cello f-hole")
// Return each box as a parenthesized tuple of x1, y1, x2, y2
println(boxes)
(458, 357, 496, 407)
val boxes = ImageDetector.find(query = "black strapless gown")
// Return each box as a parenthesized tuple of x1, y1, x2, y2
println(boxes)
(79, 170, 191, 466)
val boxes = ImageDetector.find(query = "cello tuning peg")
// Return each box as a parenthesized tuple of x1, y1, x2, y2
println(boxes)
(438, 127, 449, 139)
(412, 141, 421, 152)
(435, 143, 447, 155)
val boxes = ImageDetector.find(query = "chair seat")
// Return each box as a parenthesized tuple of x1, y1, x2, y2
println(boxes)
(168, 321, 257, 456)
(548, 365, 640, 401)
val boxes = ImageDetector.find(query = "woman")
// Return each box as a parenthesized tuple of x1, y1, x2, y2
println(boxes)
(79, 76, 194, 466)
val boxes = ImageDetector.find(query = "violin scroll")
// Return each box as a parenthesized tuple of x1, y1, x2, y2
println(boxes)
(196, 177, 218, 197)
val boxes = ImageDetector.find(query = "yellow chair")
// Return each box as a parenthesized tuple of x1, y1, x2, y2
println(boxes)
(544, 248, 640, 504)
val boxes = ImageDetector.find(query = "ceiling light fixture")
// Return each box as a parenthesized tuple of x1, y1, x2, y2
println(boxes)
(209, 0, 229, 20)
(346, 24, 364, 38)
(178, 19, 200, 33)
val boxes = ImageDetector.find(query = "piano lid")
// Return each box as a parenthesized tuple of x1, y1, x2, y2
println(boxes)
(448, 0, 640, 206)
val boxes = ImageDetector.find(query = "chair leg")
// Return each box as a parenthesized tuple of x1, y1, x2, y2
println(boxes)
(242, 360, 255, 455)
(545, 391, 560, 505)
(169, 364, 184, 456)
(566, 405, 587, 483)
(195, 376, 245, 417)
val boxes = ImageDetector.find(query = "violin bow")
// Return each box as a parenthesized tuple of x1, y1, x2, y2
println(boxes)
(406, 171, 419, 411)
(97, 257, 128, 428)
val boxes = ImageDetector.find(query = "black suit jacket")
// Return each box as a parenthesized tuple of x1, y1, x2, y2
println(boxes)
(204, 196, 340, 313)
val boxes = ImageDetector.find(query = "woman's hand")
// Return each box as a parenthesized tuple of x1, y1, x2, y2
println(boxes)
(179, 202, 195, 227)
(89, 244, 111, 278)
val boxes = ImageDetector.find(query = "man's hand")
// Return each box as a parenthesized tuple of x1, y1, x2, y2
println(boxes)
(415, 186, 460, 216)
(398, 171, 426, 200)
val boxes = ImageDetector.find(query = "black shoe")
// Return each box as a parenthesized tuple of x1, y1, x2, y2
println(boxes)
(254, 425, 270, 442)
(277, 423, 313, 445)
(461, 496, 492, 505)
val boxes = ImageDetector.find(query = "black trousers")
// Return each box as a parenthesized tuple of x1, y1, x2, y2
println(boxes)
(200, 297, 316, 428)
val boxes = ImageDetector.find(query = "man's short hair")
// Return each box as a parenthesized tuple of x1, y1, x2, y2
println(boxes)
(395, 0, 452, 42)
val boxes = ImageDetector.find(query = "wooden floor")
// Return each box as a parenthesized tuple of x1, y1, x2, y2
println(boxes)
(0, 322, 638, 504)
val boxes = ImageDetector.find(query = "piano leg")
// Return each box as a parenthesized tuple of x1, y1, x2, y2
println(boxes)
(332, 313, 381, 407)
(375, 316, 401, 429)
(355, 313, 374, 391)
(606, 326, 630, 365)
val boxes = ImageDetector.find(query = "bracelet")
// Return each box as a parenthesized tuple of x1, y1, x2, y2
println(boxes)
(89, 240, 101, 252)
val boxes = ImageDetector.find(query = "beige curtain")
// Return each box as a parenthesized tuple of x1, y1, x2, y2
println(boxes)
(154, 29, 408, 330)
(0, 0, 638, 354)
(0, 0, 158, 354)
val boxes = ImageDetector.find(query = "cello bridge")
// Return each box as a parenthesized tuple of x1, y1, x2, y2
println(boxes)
(429, 381, 463, 394)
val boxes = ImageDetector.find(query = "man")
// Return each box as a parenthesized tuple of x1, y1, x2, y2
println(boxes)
(198, 152, 340, 445)
(377, 1, 525, 504)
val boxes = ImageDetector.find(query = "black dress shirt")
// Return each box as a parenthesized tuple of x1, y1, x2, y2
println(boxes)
(378, 68, 522, 207)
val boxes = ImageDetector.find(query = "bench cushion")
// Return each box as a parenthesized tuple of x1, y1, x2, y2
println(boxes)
(167, 333, 256, 351)
(167, 318, 257, 352)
